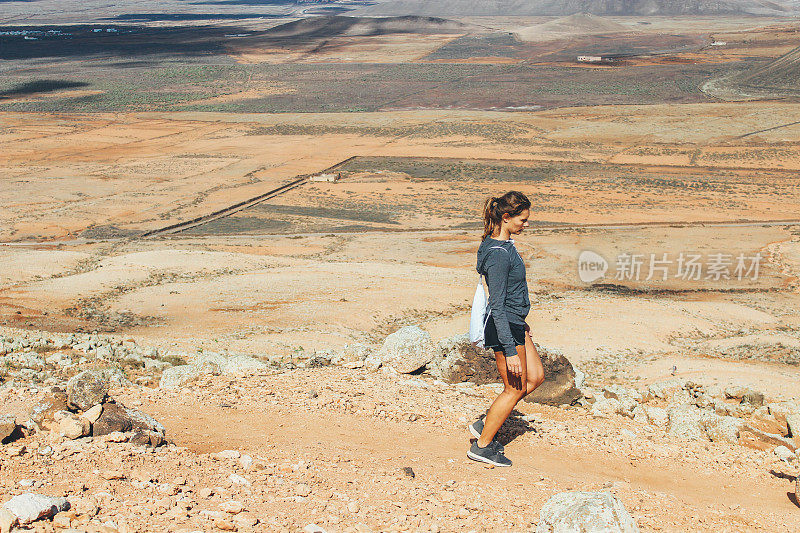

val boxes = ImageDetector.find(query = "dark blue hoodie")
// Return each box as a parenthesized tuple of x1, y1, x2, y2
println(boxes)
(476, 236, 531, 357)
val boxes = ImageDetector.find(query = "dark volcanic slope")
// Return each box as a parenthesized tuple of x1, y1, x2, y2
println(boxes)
(263, 15, 470, 38)
(352, 0, 797, 16)
(734, 45, 800, 90)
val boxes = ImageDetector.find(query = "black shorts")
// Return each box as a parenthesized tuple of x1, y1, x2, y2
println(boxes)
(483, 315, 526, 354)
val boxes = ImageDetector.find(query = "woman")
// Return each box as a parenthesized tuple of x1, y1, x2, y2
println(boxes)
(467, 190, 545, 467)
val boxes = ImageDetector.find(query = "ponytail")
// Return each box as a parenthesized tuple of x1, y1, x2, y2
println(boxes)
(482, 191, 531, 240)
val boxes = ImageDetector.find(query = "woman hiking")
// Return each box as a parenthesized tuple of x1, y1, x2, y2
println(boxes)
(467, 190, 545, 467)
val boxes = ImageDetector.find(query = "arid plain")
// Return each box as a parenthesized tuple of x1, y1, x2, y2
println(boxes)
(1, 8, 800, 533)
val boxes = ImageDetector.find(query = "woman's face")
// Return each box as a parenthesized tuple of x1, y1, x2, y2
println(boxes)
(504, 209, 530, 234)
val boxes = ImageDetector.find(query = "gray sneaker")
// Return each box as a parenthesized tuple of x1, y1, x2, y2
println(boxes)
(468, 416, 504, 452)
(467, 440, 512, 467)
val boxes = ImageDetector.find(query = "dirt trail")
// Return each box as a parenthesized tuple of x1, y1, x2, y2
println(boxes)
(143, 393, 799, 526)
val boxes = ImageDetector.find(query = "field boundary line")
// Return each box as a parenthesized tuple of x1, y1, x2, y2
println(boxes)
(138, 156, 357, 238)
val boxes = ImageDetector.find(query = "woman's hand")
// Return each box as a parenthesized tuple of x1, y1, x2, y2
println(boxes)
(506, 354, 522, 379)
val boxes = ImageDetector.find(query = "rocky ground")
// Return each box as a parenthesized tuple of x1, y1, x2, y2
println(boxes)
(0, 326, 798, 533)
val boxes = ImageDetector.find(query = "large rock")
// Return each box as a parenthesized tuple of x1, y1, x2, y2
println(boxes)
(58, 414, 90, 440)
(66, 370, 109, 411)
(427, 334, 497, 384)
(535, 491, 639, 533)
(724, 385, 764, 406)
(644, 406, 668, 427)
(92, 402, 166, 445)
(0, 415, 18, 445)
(667, 405, 713, 441)
(786, 412, 800, 438)
(524, 345, 582, 406)
(590, 398, 627, 418)
(379, 326, 434, 374)
(28, 390, 68, 430)
(740, 424, 797, 451)
(702, 414, 744, 444)
(159, 352, 267, 389)
(2, 493, 69, 524)
(159, 364, 205, 389)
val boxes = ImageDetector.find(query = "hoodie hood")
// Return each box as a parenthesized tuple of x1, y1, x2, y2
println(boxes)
(476, 237, 515, 274)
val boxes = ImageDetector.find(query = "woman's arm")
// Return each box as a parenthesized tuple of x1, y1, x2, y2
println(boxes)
(485, 249, 517, 358)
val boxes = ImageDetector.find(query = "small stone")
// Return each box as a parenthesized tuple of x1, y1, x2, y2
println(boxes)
(101, 470, 125, 481)
(0, 508, 18, 533)
(239, 454, 253, 470)
(304, 525, 328, 533)
(400, 467, 415, 479)
(295, 483, 311, 497)
(5, 445, 25, 457)
(59, 415, 90, 440)
(81, 404, 103, 424)
(2, 493, 70, 524)
(227, 474, 250, 487)
(102, 432, 128, 443)
(220, 500, 244, 514)
(233, 513, 258, 527)
(157, 483, 178, 495)
(214, 449, 241, 460)
(215, 518, 237, 531)
(774, 445, 795, 462)
(51, 512, 71, 528)
(347, 501, 360, 513)
(197, 488, 214, 499)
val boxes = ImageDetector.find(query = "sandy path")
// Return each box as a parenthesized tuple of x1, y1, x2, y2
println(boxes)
(128, 368, 800, 532)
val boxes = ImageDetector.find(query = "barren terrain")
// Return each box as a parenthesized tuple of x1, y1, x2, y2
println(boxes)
(1, 7, 800, 533)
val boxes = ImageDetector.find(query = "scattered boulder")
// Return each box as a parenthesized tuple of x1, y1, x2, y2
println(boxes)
(598, 385, 640, 413)
(702, 414, 744, 444)
(724, 385, 764, 407)
(524, 345, 582, 406)
(28, 389, 68, 430)
(0, 508, 16, 533)
(646, 379, 685, 400)
(590, 398, 626, 418)
(667, 405, 713, 441)
(333, 343, 372, 365)
(786, 412, 800, 438)
(92, 402, 166, 445)
(159, 364, 205, 389)
(0, 415, 18, 445)
(159, 352, 268, 389)
(535, 491, 639, 533)
(774, 445, 795, 462)
(58, 414, 90, 440)
(2, 493, 69, 525)
(66, 370, 109, 411)
(379, 326, 434, 374)
(427, 334, 497, 384)
(81, 404, 103, 424)
(643, 406, 668, 427)
(740, 424, 797, 451)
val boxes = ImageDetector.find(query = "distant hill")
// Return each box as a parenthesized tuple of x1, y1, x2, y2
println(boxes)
(733, 44, 800, 89)
(704, 44, 800, 99)
(350, 0, 798, 16)
(263, 15, 470, 39)
(514, 13, 630, 42)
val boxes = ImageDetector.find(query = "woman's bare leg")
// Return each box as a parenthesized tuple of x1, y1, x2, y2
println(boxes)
(477, 345, 527, 448)
(523, 328, 545, 397)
